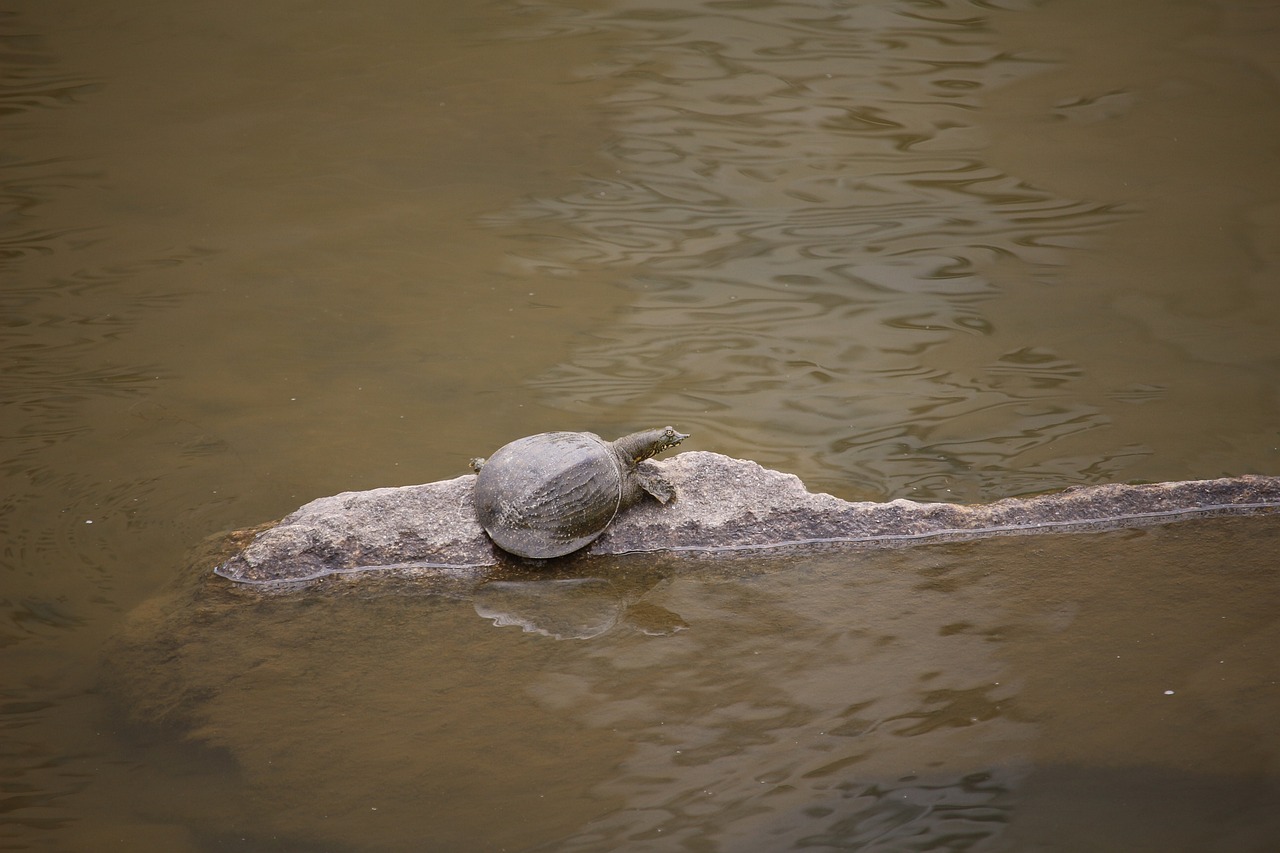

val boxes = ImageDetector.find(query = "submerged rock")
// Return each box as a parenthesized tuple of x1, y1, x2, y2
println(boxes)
(215, 451, 1280, 584)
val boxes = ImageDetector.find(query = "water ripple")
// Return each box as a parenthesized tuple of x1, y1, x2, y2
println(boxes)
(0, 19, 101, 117)
(488, 0, 1134, 500)
(0, 13, 221, 623)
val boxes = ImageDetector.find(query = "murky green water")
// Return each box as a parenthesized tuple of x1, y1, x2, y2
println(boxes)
(3, 0, 1278, 850)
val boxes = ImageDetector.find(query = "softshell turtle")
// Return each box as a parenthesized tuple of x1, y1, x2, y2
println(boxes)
(469, 426, 689, 559)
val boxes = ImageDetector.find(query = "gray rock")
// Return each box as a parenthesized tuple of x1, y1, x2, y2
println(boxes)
(215, 451, 1280, 584)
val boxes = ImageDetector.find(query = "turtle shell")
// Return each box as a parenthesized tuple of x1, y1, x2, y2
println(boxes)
(472, 431, 625, 559)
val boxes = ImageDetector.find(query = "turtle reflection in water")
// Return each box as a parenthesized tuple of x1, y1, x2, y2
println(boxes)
(469, 426, 688, 559)
(473, 577, 689, 640)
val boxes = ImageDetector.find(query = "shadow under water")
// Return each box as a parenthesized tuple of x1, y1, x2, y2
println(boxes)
(106, 513, 1280, 851)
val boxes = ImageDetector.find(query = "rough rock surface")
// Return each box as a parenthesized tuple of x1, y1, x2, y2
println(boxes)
(215, 451, 1280, 584)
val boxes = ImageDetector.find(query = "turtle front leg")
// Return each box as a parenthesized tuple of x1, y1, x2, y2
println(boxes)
(635, 469, 677, 504)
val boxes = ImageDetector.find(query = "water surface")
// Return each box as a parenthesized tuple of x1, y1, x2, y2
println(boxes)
(110, 517, 1280, 850)
(3, 0, 1279, 849)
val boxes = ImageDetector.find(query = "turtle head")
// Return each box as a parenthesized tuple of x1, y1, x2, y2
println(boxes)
(655, 425, 690, 450)
(617, 425, 689, 463)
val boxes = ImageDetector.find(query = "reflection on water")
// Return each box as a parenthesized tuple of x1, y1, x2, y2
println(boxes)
(490, 0, 1134, 499)
(108, 516, 1280, 851)
(490, 0, 1280, 501)
(476, 578, 626, 639)
(475, 576, 689, 639)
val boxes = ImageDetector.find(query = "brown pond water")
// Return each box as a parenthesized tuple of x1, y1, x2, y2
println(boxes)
(2, 0, 1278, 850)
